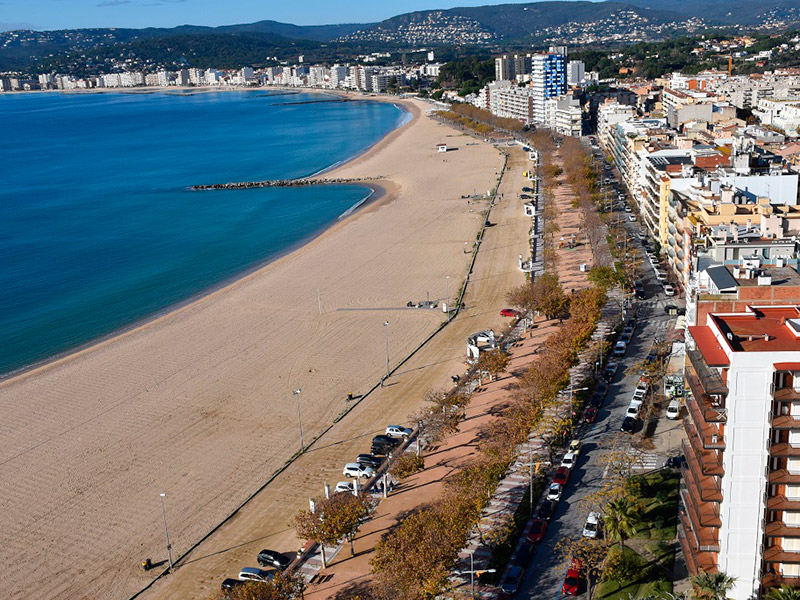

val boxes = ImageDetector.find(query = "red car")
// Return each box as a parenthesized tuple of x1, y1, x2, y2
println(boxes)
(500, 308, 519, 317)
(526, 518, 548, 543)
(561, 558, 583, 596)
(553, 466, 571, 486)
(583, 406, 599, 423)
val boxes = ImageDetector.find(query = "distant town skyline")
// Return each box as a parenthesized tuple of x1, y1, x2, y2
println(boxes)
(0, 0, 598, 32)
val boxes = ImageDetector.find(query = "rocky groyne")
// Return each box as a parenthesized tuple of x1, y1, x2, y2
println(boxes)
(191, 176, 384, 191)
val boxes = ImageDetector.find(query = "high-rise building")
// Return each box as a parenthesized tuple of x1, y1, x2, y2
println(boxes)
(567, 61, 585, 87)
(681, 303, 800, 599)
(495, 54, 532, 83)
(531, 53, 567, 124)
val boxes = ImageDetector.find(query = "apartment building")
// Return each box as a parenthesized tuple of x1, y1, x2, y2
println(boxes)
(495, 54, 532, 83)
(597, 102, 636, 150)
(493, 86, 536, 124)
(531, 53, 566, 124)
(545, 94, 583, 137)
(681, 304, 800, 599)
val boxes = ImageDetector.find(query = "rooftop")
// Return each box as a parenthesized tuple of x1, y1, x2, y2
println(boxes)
(710, 306, 800, 352)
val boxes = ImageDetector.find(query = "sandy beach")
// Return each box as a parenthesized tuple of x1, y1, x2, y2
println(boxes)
(0, 97, 510, 599)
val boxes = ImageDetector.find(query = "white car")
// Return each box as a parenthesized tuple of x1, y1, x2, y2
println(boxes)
(663, 284, 675, 296)
(560, 451, 577, 470)
(343, 463, 374, 479)
(547, 483, 563, 501)
(334, 481, 354, 494)
(613, 341, 627, 357)
(239, 567, 274, 582)
(626, 400, 642, 418)
(385, 425, 412, 439)
(628, 215, 637, 222)
(655, 271, 667, 282)
(633, 382, 647, 401)
(582, 512, 600, 538)
(666, 399, 681, 420)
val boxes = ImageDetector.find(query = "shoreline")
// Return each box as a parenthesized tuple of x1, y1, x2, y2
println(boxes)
(0, 95, 413, 384)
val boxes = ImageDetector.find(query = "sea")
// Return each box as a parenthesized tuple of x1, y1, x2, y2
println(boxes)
(0, 90, 409, 377)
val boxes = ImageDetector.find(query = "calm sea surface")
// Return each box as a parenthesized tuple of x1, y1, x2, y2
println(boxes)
(0, 90, 407, 376)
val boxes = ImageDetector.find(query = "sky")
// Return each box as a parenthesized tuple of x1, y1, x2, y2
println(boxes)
(0, 0, 589, 31)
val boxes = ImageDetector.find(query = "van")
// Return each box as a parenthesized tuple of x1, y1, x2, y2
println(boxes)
(613, 341, 627, 357)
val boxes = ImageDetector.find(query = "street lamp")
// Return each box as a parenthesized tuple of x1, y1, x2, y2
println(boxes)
(569, 380, 589, 425)
(383, 321, 390, 380)
(159, 493, 173, 573)
(445, 276, 451, 317)
(464, 242, 470, 280)
(293, 388, 304, 452)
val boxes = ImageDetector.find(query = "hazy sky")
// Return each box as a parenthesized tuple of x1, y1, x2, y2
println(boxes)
(0, 0, 582, 31)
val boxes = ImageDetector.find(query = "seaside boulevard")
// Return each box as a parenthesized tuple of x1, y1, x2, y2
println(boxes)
(0, 97, 530, 599)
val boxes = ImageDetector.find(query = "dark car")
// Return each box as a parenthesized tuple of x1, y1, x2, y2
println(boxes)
(664, 304, 686, 316)
(665, 454, 686, 469)
(583, 406, 599, 423)
(602, 362, 618, 382)
(516, 542, 534, 567)
(620, 416, 637, 433)
(595, 381, 608, 397)
(372, 435, 401, 447)
(561, 559, 583, 596)
(589, 392, 604, 409)
(500, 565, 524, 597)
(526, 518, 548, 543)
(520, 194, 531, 199)
(257, 549, 291, 570)
(356, 454, 383, 469)
(536, 501, 553, 521)
(644, 349, 658, 364)
(553, 467, 571, 485)
(522, 186, 532, 192)
(221, 578, 248, 590)
(635, 289, 646, 300)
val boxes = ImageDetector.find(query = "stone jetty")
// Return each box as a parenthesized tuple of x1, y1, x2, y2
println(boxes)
(191, 176, 384, 191)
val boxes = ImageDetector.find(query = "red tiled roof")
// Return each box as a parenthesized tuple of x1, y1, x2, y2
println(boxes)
(775, 363, 800, 371)
(689, 326, 730, 366)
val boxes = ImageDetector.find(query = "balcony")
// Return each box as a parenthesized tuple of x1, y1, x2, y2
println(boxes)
(775, 387, 800, 402)
(764, 546, 800, 564)
(684, 413, 726, 450)
(684, 433, 724, 477)
(687, 351, 728, 396)
(681, 483, 722, 529)
(770, 443, 800, 458)
(770, 469, 800, 485)
(685, 373, 727, 422)
(682, 461, 723, 502)
(773, 415, 800, 430)
(765, 520, 800, 538)
(680, 510, 720, 552)
(762, 572, 800, 589)
(767, 495, 800, 511)
(679, 524, 718, 575)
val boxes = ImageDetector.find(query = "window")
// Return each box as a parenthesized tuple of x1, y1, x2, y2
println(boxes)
(786, 512, 800, 526)
(790, 430, 800, 447)
(788, 485, 800, 499)
(781, 562, 800, 577)
(789, 458, 800, 475)
(792, 402, 800, 417)
(784, 537, 800, 552)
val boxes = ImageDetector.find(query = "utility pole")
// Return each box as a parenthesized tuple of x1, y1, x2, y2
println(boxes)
(293, 388, 304, 452)
(159, 493, 173, 573)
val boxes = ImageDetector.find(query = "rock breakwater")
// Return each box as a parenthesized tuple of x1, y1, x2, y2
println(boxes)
(191, 177, 384, 191)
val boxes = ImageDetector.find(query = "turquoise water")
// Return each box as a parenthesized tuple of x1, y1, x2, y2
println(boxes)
(0, 91, 407, 376)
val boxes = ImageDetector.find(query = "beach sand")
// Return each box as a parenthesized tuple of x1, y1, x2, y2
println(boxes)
(0, 98, 514, 599)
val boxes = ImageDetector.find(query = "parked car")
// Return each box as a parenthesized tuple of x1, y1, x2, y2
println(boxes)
(633, 384, 647, 401)
(589, 391, 604, 409)
(553, 466, 571, 485)
(655, 270, 667, 282)
(628, 214, 637, 222)
(665, 454, 686, 469)
(500, 308, 519, 317)
(500, 565, 524, 597)
(620, 416, 637, 433)
(257, 549, 291, 570)
(619, 332, 631, 344)
(568, 439, 582, 457)
(536, 500, 553, 520)
(561, 559, 583, 596)
(561, 451, 577, 470)
(334, 481, 354, 494)
(372, 434, 401, 447)
(625, 400, 642, 418)
(583, 406, 599, 423)
(582, 512, 601, 538)
(602, 362, 618, 381)
(343, 463, 375, 479)
(613, 341, 627, 357)
(356, 454, 383, 469)
(594, 381, 608, 397)
(547, 483, 563, 502)
(385, 425, 412, 439)
(666, 399, 681, 420)
(221, 578, 248, 590)
(624, 204, 632, 213)
(664, 284, 675, 297)
(664, 304, 686, 315)
(238, 568, 274, 583)
(526, 518, 548, 543)
(516, 542, 534, 567)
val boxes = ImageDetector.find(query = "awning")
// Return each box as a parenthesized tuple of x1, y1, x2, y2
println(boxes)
(774, 363, 800, 371)
(688, 326, 730, 366)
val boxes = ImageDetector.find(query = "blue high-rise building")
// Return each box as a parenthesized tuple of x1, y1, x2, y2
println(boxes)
(531, 53, 567, 123)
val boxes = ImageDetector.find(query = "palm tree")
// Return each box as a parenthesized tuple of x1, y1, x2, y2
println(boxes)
(691, 570, 736, 600)
(767, 586, 800, 600)
(604, 496, 639, 551)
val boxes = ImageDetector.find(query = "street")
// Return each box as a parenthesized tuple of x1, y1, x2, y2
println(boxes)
(517, 195, 679, 599)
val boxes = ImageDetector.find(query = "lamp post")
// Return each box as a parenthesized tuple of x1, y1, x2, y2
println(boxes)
(159, 493, 173, 573)
(464, 242, 470, 280)
(383, 321, 390, 380)
(293, 388, 304, 453)
(569, 379, 589, 428)
(445, 276, 450, 314)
